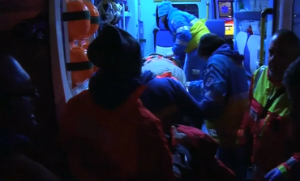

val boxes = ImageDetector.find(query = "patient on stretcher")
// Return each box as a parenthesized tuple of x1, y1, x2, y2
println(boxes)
(139, 69, 236, 180)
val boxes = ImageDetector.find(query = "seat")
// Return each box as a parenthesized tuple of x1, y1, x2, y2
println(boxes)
(235, 31, 250, 55)
(244, 35, 261, 77)
(205, 19, 225, 38)
(154, 19, 226, 55)
(154, 20, 174, 55)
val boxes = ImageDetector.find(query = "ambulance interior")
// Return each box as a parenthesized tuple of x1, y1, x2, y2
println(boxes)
(50, 0, 298, 115)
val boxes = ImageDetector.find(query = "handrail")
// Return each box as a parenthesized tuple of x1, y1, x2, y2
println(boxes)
(206, 1, 209, 19)
(259, 8, 273, 66)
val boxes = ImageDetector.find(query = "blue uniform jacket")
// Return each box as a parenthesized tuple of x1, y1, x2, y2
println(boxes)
(139, 70, 203, 128)
(167, 7, 196, 56)
(187, 44, 249, 119)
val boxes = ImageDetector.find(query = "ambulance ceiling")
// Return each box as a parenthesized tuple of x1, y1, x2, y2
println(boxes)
(172, 4, 199, 18)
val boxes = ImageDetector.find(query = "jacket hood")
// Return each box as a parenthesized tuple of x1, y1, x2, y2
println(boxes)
(212, 44, 244, 65)
(158, 1, 172, 17)
(140, 70, 156, 84)
(88, 70, 141, 110)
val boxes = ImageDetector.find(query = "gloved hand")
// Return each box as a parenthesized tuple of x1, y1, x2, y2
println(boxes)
(264, 168, 285, 181)
(171, 126, 187, 146)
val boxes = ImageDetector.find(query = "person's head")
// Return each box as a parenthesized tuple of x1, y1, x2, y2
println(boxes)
(197, 33, 225, 60)
(157, 1, 172, 27)
(283, 56, 300, 117)
(0, 55, 38, 135)
(268, 29, 300, 82)
(87, 25, 142, 79)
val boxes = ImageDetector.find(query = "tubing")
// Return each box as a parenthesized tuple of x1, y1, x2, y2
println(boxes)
(260, 8, 273, 66)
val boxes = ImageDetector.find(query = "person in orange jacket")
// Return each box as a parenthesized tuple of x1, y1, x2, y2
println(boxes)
(59, 25, 173, 181)
(240, 29, 300, 181)
(264, 57, 300, 181)
(171, 125, 236, 181)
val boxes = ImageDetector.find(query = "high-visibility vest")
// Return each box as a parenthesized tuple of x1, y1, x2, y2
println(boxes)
(251, 66, 291, 126)
(186, 19, 210, 53)
(249, 66, 293, 174)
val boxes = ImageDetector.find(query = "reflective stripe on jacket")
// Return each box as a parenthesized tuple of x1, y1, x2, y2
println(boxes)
(167, 8, 210, 55)
(247, 66, 293, 180)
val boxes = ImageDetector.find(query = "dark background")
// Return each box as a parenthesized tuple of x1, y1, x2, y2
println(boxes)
(0, 0, 56, 132)
(0, 0, 63, 176)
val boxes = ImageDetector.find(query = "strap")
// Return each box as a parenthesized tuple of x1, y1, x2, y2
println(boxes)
(252, 69, 285, 154)
(65, 62, 94, 71)
(255, 87, 286, 142)
(259, 86, 286, 120)
(143, 53, 182, 68)
(90, 16, 100, 24)
(62, 11, 90, 21)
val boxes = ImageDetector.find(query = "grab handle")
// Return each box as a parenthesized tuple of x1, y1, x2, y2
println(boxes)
(206, 1, 209, 19)
(259, 8, 273, 66)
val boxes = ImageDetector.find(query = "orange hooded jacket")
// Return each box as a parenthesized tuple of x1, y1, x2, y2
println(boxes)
(59, 86, 173, 181)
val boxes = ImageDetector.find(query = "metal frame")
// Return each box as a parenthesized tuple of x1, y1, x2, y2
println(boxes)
(49, 0, 72, 116)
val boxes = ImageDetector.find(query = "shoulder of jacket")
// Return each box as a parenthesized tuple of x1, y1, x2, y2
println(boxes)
(253, 65, 268, 76)
(207, 54, 228, 68)
(137, 102, 160, 121)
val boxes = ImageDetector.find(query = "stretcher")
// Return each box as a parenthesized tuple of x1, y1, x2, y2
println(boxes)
(142, 53, 186, 85)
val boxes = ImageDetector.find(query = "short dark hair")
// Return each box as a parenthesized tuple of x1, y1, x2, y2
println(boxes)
(197, 33, 225, 57)
(283, 56, 300, 87)
(273, 29, 300, 48)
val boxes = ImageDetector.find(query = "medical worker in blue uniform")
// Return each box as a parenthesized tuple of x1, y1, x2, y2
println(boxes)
(187, 33, 249, 181)
(157, 1, 210, 81)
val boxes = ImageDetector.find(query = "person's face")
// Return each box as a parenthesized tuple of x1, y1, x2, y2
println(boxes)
(0, 59, 38, 135)
(1, 86, 38, 136)
(268, 35, 300, 81)
(160, 16, 169, 30)
(160, 16, 167, 24)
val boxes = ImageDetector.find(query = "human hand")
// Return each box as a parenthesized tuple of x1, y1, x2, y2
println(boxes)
(185, 82, 190, 92)
(264, 168, 285, 181)
(171, 126, 187, 146)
